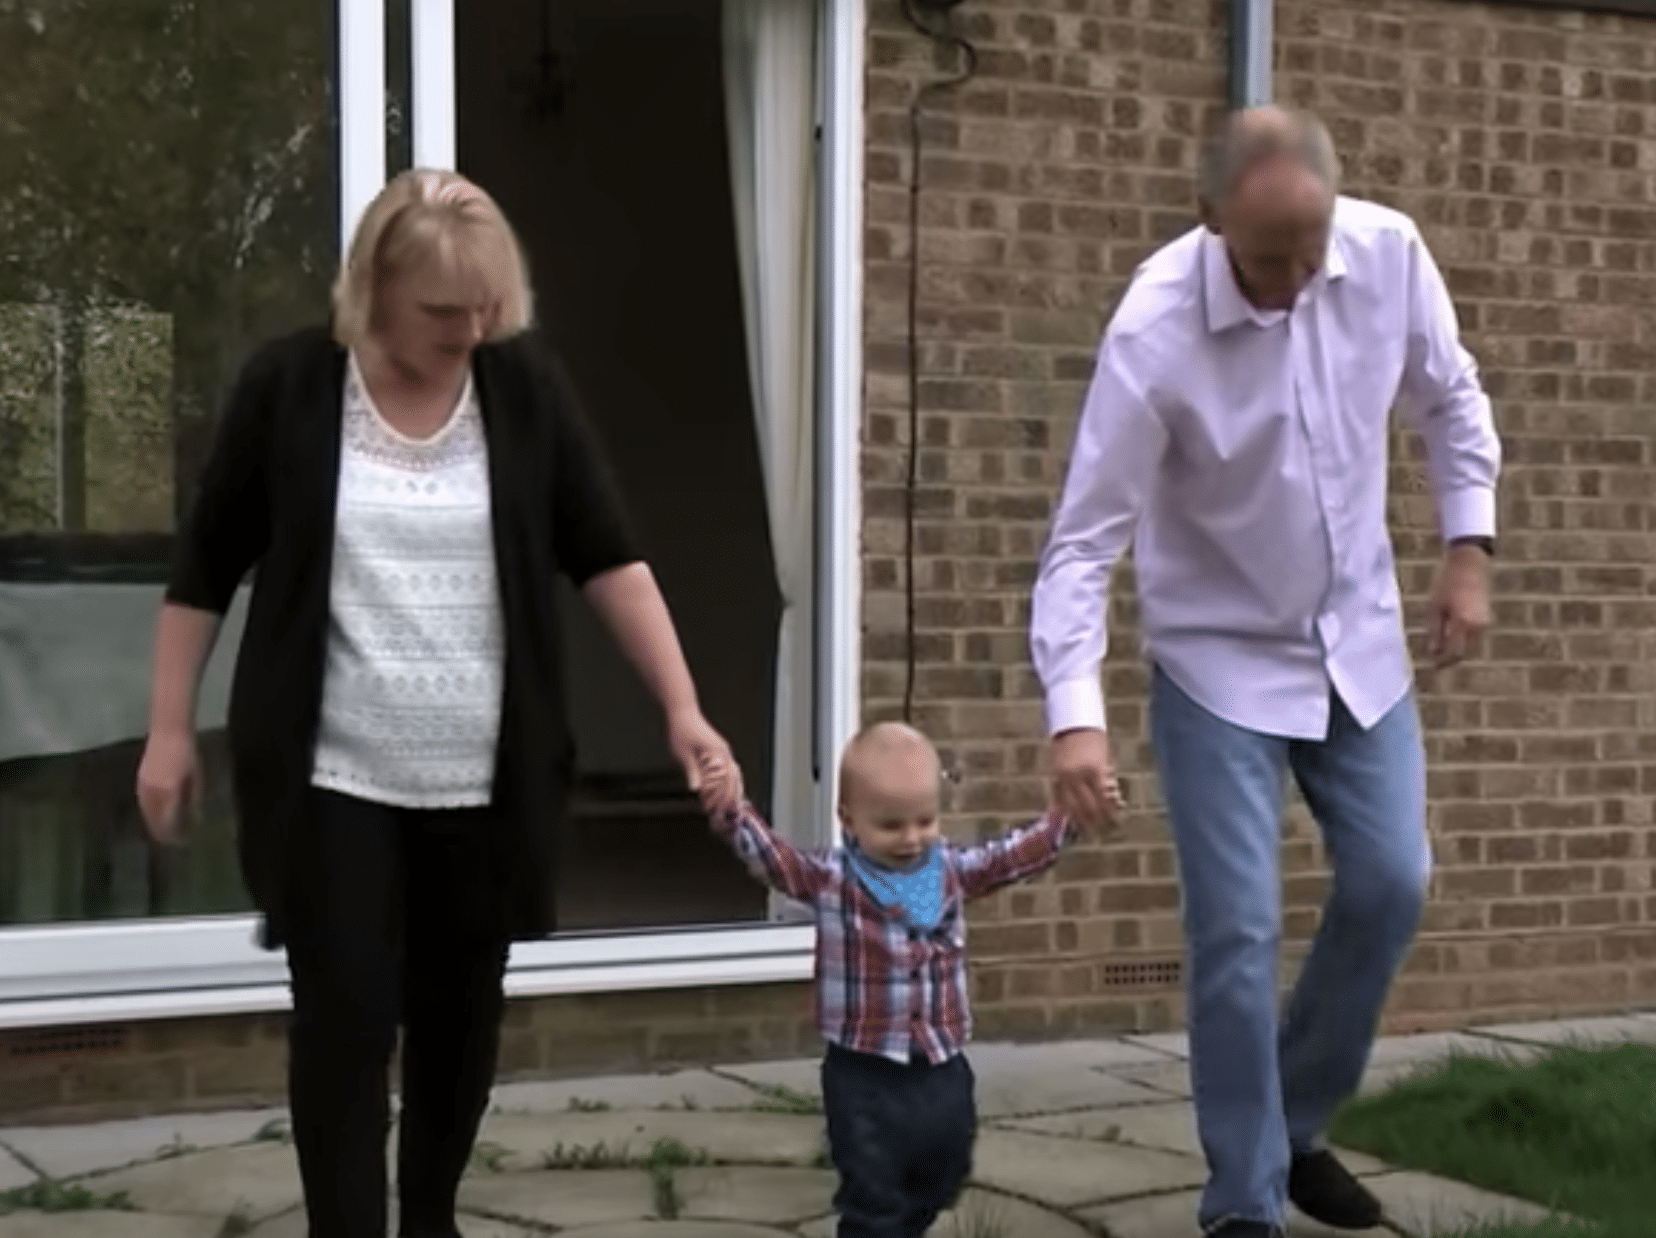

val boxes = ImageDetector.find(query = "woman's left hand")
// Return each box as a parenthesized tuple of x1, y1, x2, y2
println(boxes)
(667, 707, 743, 814)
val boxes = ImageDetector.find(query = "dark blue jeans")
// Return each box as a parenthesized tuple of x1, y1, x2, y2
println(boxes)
(822, 1042, 976, 1238)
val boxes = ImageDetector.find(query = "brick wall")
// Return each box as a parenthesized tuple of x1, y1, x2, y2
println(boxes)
(862, 0, 1656, 1040)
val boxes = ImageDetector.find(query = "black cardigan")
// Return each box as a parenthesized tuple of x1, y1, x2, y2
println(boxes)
(167, 326, 640, 946)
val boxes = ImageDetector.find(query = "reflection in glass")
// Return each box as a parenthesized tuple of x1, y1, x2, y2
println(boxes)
(0, 0, 338, 926)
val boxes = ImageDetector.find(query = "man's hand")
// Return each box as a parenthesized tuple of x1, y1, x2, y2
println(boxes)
(1050, 727, 1124, 835)
(1427, 542, 1493, 669)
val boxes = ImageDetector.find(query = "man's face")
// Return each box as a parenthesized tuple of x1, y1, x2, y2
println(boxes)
(1211, 156, 1334, 311)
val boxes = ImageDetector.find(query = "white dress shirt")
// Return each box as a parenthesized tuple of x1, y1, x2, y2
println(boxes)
(1030, 196, 1501, 741)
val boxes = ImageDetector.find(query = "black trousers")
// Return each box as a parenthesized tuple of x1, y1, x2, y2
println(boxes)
(821, 1042, 977, 1238)
(285, 788, 513, 1238)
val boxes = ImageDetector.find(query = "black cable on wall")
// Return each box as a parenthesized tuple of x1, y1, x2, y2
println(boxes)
(899, 0, 978, 724)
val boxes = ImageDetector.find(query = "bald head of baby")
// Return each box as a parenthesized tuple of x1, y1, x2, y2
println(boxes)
(837, 722, 943, 868)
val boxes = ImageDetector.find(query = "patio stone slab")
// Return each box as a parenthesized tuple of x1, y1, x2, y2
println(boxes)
(0, 1109, 287, 1181)
(1082, 1170, 1560, 1238)
(972, 1058, 1172, 1119)
(965, 1038, 1176, 1071)
(492, 1070, 761, 1115)
(968, 1127, 1206, 1208)
(1000, 1103, 1389, 1176)
(1119, 1032, 1190, 1060)
(0, 1145, 34, 1191)
(248, 1206, 531, 1238)
(1082, 1187, 1386, 1236)
(1471, 1014, 1656, 1049)
(1364, 1170, 1561, 1235)
(475, 1110, 825, 1171)
(709, 1060, 823, 1106)
(564, 1225, 794, 1237)
(797, 1188, 1095, 1238)
(1097, 1059, 1194, 1099)
(90, 1142, 301, 1221)
(459, 1169, 656, 1228)
(673, 1166, 836, 1225)
(0, 1213, 222, 1238)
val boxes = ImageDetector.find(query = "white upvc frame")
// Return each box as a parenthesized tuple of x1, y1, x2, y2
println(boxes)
(0, 0, 864, 1031)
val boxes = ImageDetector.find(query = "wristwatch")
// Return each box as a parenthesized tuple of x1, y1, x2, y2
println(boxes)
(1449, 535, 1496, 557)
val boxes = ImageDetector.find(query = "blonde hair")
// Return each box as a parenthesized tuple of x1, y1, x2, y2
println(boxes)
(331, 169, 534, 348)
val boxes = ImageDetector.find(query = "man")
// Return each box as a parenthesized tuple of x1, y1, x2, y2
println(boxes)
(1030, 108, 1500, 1238)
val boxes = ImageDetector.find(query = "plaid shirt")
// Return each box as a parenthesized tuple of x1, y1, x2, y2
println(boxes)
(711, 805, 1077, 1065)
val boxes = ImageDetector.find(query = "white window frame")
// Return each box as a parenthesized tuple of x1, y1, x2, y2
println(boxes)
(0, 0, 863, 1031)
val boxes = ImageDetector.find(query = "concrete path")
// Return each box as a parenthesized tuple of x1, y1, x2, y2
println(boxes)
(3, 1013, 1650, 1237)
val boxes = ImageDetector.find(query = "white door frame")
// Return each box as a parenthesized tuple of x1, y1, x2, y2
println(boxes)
(0, 0, 863, 1030)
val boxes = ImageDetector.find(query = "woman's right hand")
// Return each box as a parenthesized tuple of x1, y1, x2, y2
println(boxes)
(137, 729, 201, 846)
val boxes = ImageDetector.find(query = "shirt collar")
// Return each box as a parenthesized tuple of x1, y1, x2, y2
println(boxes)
(1201, 227, 1349, 334)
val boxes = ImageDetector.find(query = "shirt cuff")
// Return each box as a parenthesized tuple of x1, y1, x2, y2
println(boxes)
(1045, 676, 1106, 736)
(1438, 485, 1496, 544)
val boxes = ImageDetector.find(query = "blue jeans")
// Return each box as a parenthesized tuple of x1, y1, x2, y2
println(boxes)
(1149, 666, 1429, 1231)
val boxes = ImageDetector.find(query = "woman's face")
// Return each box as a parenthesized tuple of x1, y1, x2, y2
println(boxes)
(371, 259, 497, 380)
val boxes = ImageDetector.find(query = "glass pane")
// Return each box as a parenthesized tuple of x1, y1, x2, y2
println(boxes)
(0, 0, 339, 926)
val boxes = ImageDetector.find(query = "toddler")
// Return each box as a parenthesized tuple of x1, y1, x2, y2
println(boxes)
(700, 721, 1107, 1238)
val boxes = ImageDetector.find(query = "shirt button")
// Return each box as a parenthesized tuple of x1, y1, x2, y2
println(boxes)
(910, 968, 920, 979)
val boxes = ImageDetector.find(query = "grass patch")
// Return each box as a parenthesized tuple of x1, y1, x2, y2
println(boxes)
(565, 1097, 611, 1113)
(541, 1140, 630, 1170)
(469, 1141, 511, 1173)
(253, 1119, 291, 1145)
(0, 1180, 136, 1215)
(1330, 1041, 1656, 1237)
(644, 1138, 708, 1220)
(746, 1082, 821, 1115)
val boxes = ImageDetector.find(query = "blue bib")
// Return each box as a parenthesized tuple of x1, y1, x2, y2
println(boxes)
(845, 840, 947, 932)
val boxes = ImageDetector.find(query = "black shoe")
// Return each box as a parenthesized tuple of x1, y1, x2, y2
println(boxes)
(1289, 1148, 1384, 1229)
(1205, 1221, 1284, 1238)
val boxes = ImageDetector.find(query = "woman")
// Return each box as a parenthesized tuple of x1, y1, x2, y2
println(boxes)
(135, 169, 743, 1238)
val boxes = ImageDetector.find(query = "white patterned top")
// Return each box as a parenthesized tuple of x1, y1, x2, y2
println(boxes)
(311, 355, 505, 808)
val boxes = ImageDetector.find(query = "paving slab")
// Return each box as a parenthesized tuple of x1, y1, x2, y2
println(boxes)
(1119, 1032, 1190, 1060)
(935, 1187, 1096, 1237)
(248, 1205, 531, 1238)
(968, 1127, 1206, 1208)
(1082, 1187, 1388, 1237)
(563, 1225, 794, 1237)
(802, 1187, 1097, 1238)
(965, 1038, 1176, 1071)
(996, 1102, 1388, 1176)
(1471, 1014, 1656, 1049)
(1364, 1170, 1561, 1235)
(475, 1109, 825, 1172)
(89, 1141, 301, 1222)
(0, 1145, 34, 1192)
(709, 1059, 823, 1106)
(673, 1166, 836, 1225)
(459, 1168, 656, 1229)
(1097, 1059, 1194, 1099)
(492, 1070, 761, 1115)
(0, 1214, 223, 1238)
(0, 1109, 287, 1181)
(972, 1057, 1172, 1119)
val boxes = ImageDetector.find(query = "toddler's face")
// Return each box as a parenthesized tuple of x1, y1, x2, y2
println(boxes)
(840, 748, 941, 869)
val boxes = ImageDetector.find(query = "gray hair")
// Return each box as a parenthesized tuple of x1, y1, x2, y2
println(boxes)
(1196, 108, 1341, 209)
